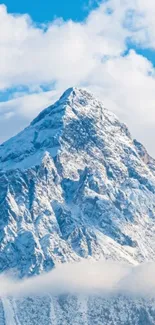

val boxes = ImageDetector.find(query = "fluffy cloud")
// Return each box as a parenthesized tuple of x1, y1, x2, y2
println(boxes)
(1, 1, 155, 155)
(0, 2, 129, 91)
(0, 89, 58, 118)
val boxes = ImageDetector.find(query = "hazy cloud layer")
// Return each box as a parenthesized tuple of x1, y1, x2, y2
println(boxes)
(1, 261, 155, 298)
(0, 1, 155, 155)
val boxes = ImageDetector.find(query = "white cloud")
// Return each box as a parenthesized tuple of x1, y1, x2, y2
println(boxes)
(87, 50, 155, 152)
(0, 89, 59, 119)
(1, 261, 155, 298)
(0, 3, 128, 91)
(126, 0, 155, 47)
(1, 1, 155, 155)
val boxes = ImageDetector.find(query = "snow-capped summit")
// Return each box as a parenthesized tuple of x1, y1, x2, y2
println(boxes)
(0, 87, 130, 171)
(0, 87, 155, 278)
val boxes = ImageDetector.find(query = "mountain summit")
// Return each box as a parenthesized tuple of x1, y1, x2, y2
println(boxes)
(0, 87, 155, 278)
(0, 87, 130, 170)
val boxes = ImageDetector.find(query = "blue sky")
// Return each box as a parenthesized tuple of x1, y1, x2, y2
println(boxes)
(1, 0, 155, 156)
(135, 48, 155, 67)
(4, 0, 101, 22)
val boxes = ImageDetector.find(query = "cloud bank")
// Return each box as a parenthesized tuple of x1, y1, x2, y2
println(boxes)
(1, 261, 155, 299)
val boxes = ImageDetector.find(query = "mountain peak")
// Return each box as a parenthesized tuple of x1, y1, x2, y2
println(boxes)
(59, 87, 95, 101)
(31, 87, 98, 127)
(59, 87, 80, 99)
(0, 87, 132, 171)
(1, 86, 155, 279)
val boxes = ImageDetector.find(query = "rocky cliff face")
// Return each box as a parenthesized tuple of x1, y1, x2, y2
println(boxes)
(0, 87, 155, 323)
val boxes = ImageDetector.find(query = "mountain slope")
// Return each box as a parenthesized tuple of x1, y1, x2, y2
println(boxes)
(0, 87, 155, 278)
(1, 295, 155, 325)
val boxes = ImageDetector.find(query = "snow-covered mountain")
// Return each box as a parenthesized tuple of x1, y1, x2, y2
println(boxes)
(1, 87, 155, 324)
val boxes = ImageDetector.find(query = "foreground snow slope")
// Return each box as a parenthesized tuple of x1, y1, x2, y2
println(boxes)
(0, 87, 155, 323)
(1, 295, 155, 325)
